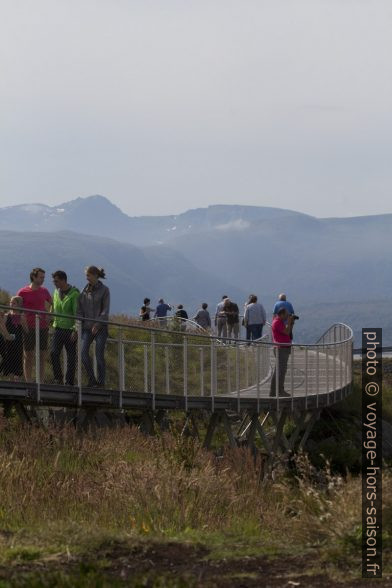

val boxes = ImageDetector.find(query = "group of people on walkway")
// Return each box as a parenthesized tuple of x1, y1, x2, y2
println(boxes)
(0, 266, 110, 387)
(0, 266, 296, 396)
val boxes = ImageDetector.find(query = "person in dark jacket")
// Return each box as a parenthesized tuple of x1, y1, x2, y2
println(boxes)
(175, 304, 188, 331)
(77, 266, 110, 387)
(193, 303, 211, 330)
(140, 298, 152, 321)
(1, 296, 27, 380)
(225, 299, 240, 340)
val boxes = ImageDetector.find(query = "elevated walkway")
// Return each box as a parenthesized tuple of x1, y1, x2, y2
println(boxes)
(0, 306, 353, 453)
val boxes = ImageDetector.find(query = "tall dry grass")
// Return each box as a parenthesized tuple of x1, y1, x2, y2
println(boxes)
(0, 420, 389, 554)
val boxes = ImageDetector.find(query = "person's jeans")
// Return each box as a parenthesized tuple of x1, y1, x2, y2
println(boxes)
(81, 328, 108, 386)
(217, 317, 227, 338)
(270, 347, 291, 396)
(227, 323, 239, 340)
(51, 328, 77, 385)
(246, 324, 263, 341)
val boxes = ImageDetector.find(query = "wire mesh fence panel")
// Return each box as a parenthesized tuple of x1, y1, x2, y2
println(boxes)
(0, 305, 355, 409)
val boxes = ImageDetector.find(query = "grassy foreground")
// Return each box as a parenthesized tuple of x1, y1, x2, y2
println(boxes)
(0, 378, 391, 586)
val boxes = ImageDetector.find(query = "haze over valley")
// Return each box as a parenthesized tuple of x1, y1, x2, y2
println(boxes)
(0, 195, 388, 344)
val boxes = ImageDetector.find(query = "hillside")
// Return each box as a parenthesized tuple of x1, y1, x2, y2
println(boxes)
(1, 196, 391, 343)
(0, 195, 313, 246)
(0, 230, 246, 314)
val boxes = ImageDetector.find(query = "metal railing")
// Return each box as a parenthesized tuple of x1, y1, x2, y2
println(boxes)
(0, 305, 353, 412)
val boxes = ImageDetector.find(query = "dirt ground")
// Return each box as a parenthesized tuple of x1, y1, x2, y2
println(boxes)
(0, 541, 390, 587)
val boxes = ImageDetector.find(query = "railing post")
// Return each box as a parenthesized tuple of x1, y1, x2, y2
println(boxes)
(77, 320, 82, 407)
(35, 314, 41, 402)
(276, 346, 279, 413)
(62, 348, 67, 385)
(183, 335, 188, 412)
(226, 347, 231, 395)
(236, 343, 240, 413)
(316, 347, 320, 409)
(165, 346, 170, 394)
(339, 342, 343, 394)
(333, 342, 337, 404)
(305, 347, 308, 410)
(118, 328, 124, 409)
(200, 347, 204, 397)
(290, 345, 294, 411)
(93, 340, 97, 381)
(143, 344, 148, 394)
(326, 345, 330, 404)
(210, 338, 215, 412)
(245, 347, 249, 389)
(256, 344, 261, 414)
(151, 333, 156, 411)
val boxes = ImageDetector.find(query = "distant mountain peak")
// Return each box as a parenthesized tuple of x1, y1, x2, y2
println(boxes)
(60, 194, 123, 211)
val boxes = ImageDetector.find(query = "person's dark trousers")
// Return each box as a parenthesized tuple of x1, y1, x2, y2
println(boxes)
(269, 346, 291, 396)
(51, 328, 77, 385)
(247, 324, 263, 341)
(81, 328, 108, 387)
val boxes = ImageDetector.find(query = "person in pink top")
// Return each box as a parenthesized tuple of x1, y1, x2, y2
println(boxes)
(17, 268, 52, 382)
(269, 307, 294, 397)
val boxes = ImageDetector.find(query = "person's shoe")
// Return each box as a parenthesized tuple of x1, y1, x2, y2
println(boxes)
(87, 380, 97, 388)
(269, 390, 291, 398)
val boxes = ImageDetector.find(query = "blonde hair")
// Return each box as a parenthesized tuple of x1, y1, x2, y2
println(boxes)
(10, 296, 23, 306)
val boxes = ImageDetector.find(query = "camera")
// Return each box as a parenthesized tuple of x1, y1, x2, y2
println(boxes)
(292, 315, 299, 321)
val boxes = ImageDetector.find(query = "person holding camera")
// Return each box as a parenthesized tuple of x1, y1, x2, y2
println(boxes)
(273, 293, 297, 339)
(269, 307, 294, 397)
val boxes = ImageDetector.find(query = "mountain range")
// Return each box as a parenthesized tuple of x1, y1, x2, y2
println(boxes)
(0, 195, 389, 343)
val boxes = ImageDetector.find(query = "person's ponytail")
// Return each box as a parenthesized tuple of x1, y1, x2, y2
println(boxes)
(86, 266, 106, 279)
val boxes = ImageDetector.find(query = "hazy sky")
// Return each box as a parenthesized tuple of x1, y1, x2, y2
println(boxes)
(1, 0, 392, 218)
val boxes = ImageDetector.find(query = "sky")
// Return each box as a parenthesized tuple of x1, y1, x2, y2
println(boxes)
(1, 0, 392, 218)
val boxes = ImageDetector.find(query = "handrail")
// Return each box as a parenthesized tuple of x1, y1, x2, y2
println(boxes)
(144, 316, 208, 333)
(0, 302, 354, 412)
(0, 304, 353, 348)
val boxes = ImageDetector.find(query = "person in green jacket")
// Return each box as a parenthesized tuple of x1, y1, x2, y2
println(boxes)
(50, 270, 80, 385)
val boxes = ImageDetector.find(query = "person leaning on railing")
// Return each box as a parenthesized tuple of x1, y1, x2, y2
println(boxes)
(77, 266, 110, 388)
(215, 295, 229, 338)
(269, 307, 294, 398)
(50, 271, 80, 386)
(244, 295, 266, 342)
(193, 303, 211, 330)
(0, 296, 27, 381)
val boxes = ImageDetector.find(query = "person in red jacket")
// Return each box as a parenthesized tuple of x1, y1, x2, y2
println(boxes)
(17, 268, 52, 382)
(269, 307, 294, 397)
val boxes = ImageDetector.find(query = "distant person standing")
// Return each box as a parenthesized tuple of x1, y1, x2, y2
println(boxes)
(244, 295, 266, 341)
(225, 299, 240, 340)
(78, 266, 110, 388)
(273, 293, 295, 317)
(215, 295, 228, 338)
(17, 268, 52, 382)
(50, 271, 80, 386)
(273, 293, 296, 340)
(193, 303, 211, 330)
(1, 297, 27, 380)
(140, 298, 152, 321)
(175, 304, 188, 331)
(243, 294, 256, 339)
(269, 307, 293, 397)
(154, 299, 172, 326)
